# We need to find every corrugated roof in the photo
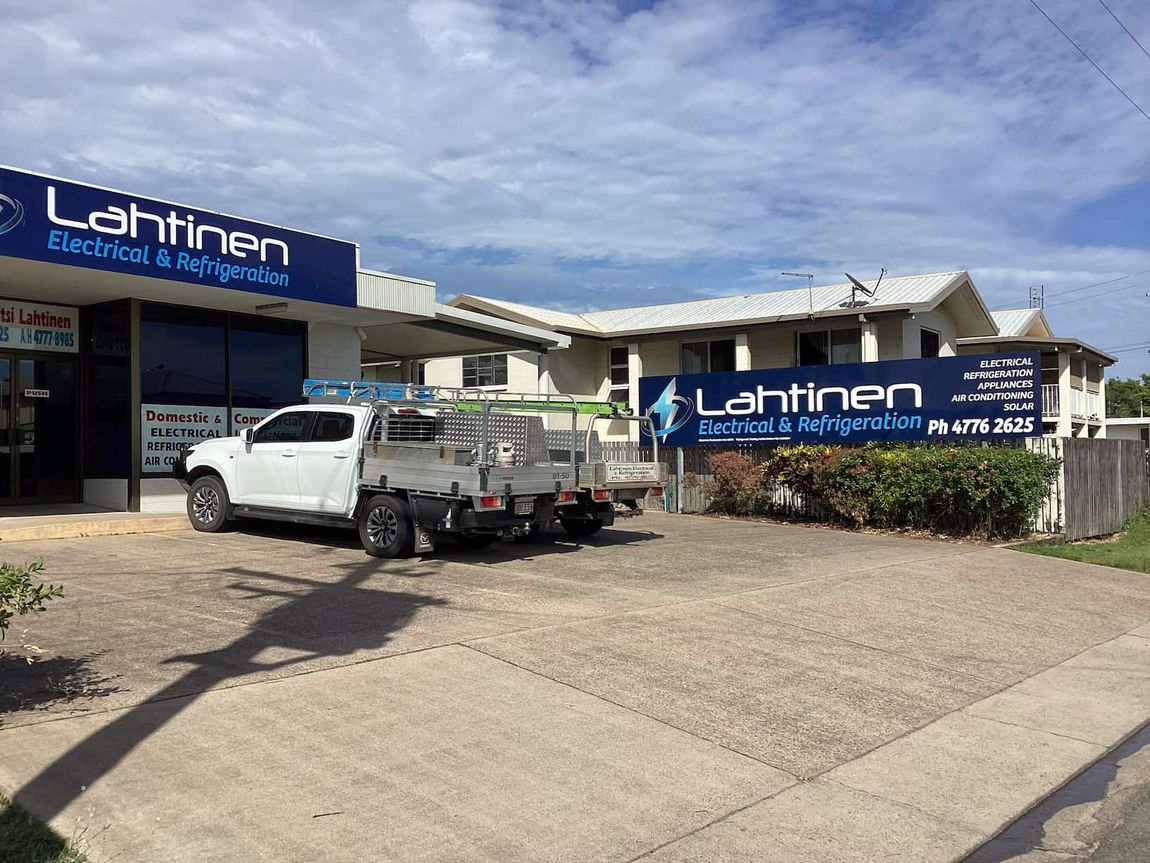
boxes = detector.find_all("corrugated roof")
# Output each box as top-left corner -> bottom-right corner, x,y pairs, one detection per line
990,308 -> 1042,338
454,271 -> 972,336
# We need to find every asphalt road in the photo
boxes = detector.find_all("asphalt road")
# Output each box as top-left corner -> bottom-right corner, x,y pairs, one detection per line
967,723 -> 1150,862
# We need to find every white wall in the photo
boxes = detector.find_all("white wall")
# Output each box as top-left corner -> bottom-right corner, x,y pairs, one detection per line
1107,423 -> 1150,441
140,478 -> 188,513
308,322 -> 361,381
901,311 -> 956,359
423,351 -> 541,392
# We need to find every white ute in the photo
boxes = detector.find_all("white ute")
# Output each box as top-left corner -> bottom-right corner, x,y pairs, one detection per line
176,381 -> 661,557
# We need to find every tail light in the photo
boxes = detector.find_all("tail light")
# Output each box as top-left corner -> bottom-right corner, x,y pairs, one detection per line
477,495 -> 504,509
556,490 -> 577,504
591,489 -> 613,502
647,487 -> 664,498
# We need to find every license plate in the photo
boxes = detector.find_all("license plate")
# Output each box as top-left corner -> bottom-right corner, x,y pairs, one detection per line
514,498 -> 534,515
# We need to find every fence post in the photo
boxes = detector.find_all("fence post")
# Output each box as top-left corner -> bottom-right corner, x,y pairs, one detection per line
676,447 -> 684,514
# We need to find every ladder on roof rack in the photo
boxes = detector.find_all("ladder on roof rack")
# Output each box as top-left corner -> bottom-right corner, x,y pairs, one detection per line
302,379 -> 628,415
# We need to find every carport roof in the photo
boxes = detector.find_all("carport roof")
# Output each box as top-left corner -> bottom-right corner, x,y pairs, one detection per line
360,303 -> 569,363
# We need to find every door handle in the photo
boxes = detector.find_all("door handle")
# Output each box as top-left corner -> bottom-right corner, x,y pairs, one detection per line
281,451 -> 296,458
333,454 -> 351,459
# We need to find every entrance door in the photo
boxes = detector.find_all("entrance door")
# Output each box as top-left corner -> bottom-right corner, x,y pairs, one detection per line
0,353 -> 78,504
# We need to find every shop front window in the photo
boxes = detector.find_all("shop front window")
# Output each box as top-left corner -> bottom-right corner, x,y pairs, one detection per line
139,304 -> 307,476
230,317 -> 306,410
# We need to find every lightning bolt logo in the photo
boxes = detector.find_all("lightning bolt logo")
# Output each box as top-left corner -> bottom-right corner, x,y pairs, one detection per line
646,377 -> 693,440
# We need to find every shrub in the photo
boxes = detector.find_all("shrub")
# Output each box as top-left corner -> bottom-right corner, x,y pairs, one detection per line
0,560 -> 63,651
704,451 -> 766,514
715,443 -> 1059,538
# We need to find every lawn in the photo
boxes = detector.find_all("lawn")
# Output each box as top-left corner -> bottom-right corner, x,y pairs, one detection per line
0,796 -> 88,863
1014,507 -> 1150,574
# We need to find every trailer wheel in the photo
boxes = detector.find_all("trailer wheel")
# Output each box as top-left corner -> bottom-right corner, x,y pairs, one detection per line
187,475 -> 232,533
560,518 -> 603,538
359,494 -> 414,558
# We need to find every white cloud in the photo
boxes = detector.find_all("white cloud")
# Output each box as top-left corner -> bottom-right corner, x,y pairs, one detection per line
2,0 -> 1150,369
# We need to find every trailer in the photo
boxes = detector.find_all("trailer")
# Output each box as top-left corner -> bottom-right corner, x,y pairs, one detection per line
177,380 -> 664,557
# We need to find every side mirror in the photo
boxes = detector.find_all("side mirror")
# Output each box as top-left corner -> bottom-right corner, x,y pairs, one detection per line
241,427 -> 254,444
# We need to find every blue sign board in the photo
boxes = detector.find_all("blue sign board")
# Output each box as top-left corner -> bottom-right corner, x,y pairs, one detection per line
639,352 -> 1042,446
0,166 -> 359,307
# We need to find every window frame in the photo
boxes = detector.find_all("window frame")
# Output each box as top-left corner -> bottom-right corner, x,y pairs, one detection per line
607,346 -> 630,406
796,327 -> 862,367
461,353 -> 509,389
680,338 -> 737,374
919,327 -> 941,359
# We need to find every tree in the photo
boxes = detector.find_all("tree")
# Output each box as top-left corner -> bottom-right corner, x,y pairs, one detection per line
1106,374 -> 1150,418
0,560 -> 63,652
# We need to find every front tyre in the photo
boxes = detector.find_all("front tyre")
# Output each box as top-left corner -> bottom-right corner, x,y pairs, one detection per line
560,518 -> 603,538
187,475 -> 232,532
359,494 -> 415,558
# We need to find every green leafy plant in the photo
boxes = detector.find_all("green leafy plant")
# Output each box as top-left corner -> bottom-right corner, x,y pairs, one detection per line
0,560 -> 63,647
721,443 -> 1060,538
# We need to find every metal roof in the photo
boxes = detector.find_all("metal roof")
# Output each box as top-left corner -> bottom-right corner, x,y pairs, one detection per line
990,308 -> 1044,338
454,271 -> 988,337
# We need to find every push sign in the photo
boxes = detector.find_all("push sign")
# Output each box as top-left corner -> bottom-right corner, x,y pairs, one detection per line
639,352 -> 1042,446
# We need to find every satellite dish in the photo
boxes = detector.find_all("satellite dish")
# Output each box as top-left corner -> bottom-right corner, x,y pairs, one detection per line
842,268 -> 886,307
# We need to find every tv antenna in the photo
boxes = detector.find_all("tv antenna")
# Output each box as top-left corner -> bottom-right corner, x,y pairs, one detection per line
843,268 -> 885,308
1028,284 -> 1044,309
781,271 -> 815,315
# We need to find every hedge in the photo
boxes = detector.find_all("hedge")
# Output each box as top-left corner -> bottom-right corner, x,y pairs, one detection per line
706,443 -> 1059,538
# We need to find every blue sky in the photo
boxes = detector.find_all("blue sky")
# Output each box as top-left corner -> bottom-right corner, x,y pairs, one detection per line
3,0 -> 1150,373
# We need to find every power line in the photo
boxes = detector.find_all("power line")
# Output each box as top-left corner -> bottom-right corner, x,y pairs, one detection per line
1105,342 -> 1150,354
1043,268 -> 1150,298
1028,0 -> 1150,125
1045,281 -> 1147,308
1096,0 -> 1150,63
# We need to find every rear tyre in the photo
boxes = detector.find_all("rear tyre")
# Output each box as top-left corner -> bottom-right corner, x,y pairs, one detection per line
456,533 -> 497,550
187,475 -> 232,532
560,518 -> 603,538
359,494 -> 415,558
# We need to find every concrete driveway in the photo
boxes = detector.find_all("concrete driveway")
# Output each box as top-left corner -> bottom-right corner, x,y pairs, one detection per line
2,513 -> 1150,862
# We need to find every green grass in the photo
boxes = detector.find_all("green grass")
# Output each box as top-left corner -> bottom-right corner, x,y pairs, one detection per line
1014,507 -> 1150,574
0,796 -> 88,863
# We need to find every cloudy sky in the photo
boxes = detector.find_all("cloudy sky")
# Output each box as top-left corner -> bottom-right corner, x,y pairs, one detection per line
4,0 -> 1150,373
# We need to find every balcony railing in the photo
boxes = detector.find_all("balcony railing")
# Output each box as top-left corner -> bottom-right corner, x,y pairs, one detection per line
1070,388 -> 1085,419
1040,385 -> 1103,421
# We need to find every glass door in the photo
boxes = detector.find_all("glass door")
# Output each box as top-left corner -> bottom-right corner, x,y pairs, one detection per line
0,353 -> 78,503
0,357 -> 11,503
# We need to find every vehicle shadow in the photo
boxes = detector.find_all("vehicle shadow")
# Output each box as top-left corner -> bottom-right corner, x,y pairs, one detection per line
228,518 -> 666,562
11,557 -> 444,825
0,652 -> 124,726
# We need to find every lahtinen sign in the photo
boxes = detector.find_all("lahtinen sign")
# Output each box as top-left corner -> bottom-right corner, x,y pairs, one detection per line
639,352 -> 1042,446
0,165 -> 359,307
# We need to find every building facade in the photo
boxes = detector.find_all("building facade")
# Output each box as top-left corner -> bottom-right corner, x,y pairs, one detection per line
956,308 -> 1113,438
0,165 -> 564,512
425,271 -> 1003,440
425,272 -> 1111,441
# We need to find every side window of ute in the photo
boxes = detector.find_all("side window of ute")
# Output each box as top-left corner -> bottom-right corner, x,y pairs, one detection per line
252,412 -> 311,444
309,412 -> 355,443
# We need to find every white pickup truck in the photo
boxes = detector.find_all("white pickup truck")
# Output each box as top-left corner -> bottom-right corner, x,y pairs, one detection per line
175,382 -> 666,557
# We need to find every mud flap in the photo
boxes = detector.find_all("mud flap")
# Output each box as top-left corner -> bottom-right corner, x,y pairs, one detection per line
414,526 -> 435,553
